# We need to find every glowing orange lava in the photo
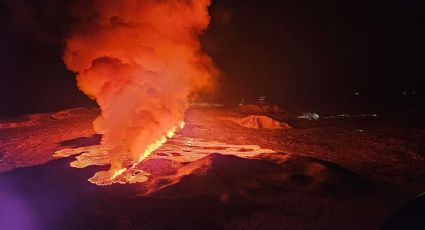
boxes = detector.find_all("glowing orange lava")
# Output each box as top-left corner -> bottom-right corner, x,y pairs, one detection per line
110,168 -> 127,180
135,122 -> 183,164
107,122 -> 185,179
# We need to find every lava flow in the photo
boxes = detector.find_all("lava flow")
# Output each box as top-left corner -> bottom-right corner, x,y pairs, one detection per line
110,121 -> 185,180
54,117 -> 276,186
62,0 -> 218,183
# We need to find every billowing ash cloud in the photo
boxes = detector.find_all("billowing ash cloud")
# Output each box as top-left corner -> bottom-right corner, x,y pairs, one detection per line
63,0 -> 218,171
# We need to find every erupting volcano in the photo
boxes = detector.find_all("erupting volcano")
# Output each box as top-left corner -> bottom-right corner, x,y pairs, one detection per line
62,0 -> 218,181
1,0 -> 424,229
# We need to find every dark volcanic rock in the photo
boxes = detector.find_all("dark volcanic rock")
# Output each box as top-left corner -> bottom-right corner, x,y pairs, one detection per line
146,153 -> 365,198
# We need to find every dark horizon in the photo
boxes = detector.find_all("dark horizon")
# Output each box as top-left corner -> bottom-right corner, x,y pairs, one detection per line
1,0 -> 424,117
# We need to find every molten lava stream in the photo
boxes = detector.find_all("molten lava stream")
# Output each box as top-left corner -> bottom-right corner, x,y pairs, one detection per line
110,168 -> 126,180
110,121 -> 186,181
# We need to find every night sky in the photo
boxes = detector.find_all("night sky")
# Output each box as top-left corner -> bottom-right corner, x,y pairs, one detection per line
1,0 -> 424,117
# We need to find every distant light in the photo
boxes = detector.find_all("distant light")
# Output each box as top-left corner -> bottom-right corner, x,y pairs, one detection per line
355,92 -> 359,95
411,91 -> 416,95
403,92 -> 407,95
297,113 -> 320,120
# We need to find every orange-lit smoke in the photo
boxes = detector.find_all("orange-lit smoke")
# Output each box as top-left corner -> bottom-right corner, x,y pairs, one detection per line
63,0 -> 217,172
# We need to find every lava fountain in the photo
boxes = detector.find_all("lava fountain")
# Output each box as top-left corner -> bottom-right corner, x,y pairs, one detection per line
62,0 -> 217,181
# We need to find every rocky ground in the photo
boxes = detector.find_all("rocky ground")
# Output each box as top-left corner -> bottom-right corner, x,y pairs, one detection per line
0,104 -> 424,229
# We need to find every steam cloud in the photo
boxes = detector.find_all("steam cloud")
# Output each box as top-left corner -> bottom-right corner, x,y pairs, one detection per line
63,0 -> 217,171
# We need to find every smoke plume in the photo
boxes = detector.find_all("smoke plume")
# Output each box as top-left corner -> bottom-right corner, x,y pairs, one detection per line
63,0 -> 217,172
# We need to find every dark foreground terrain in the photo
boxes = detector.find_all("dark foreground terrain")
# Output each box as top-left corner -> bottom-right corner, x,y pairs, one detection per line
0,105 -> 424,229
